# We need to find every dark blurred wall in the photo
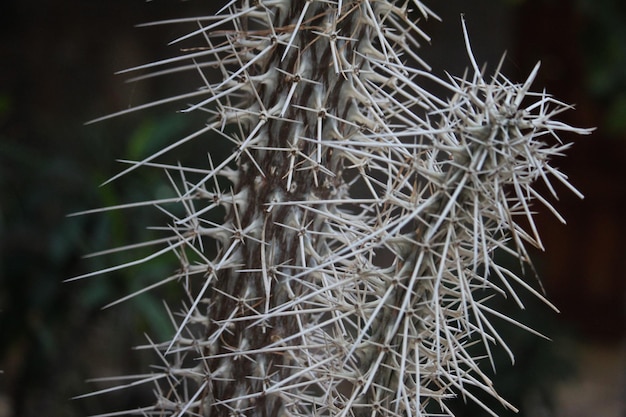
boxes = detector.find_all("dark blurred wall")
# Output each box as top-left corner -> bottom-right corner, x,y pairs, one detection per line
513,0 -> 626,342
512,2 -> 626,416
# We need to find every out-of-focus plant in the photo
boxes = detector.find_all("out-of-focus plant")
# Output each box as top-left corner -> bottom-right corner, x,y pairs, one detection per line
577,0 -> 626,134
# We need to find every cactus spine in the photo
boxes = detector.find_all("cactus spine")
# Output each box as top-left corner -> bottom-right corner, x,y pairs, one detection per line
77,1 -> 591,416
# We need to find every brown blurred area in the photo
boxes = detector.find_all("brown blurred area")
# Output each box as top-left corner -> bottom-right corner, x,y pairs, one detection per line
0,1 -> 623,416
514,2 -> 626,416
515,1 -> 625,339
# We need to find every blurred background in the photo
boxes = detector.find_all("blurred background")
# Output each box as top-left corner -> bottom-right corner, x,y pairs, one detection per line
0,0 -> 624,416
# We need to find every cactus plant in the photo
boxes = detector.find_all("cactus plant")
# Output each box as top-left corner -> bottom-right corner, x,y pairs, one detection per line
74,1 -> 591,416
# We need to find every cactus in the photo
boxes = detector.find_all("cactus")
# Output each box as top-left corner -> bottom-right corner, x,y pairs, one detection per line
74,1 -> 591,416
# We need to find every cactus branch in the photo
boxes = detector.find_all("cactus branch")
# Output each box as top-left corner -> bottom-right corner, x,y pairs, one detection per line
78,1 -> 592,416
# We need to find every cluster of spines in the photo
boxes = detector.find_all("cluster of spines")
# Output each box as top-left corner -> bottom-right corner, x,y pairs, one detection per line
74,1 -> 591,416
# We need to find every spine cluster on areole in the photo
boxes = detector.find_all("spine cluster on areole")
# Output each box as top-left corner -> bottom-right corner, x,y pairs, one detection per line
76,1 -> 591,416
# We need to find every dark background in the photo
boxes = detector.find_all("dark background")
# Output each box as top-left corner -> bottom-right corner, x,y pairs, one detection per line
1,1 -> 624,416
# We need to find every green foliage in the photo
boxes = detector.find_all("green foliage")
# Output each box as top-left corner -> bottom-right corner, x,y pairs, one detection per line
577,0 -> 626,135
